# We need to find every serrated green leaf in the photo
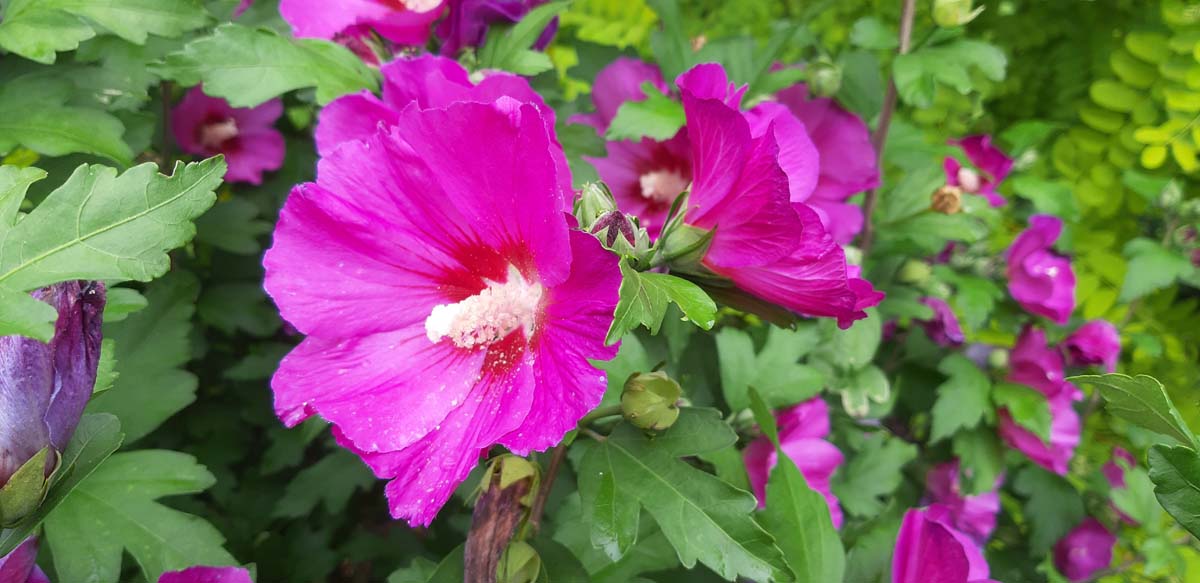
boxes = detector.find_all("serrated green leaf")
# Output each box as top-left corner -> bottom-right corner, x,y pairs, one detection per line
832,433 -> 916,517
716,325 -> 823,412
893,40 -> 1006,108
814,308 -> 882,369
0,76 -> 133,164
559,0 -> 657,49
606,262 -> 717,344
952,427 -> 1004,495
1111,465 -> 1163,529
0,0 -> 206,64
993,382 -> 1052,442
44,450 -> 236,583
0,0 -> 94,63
158,23 -> 378,107
1073,373 -> 1196,447
1013,465 -> 1084,553
849,17 -> 897,50
605,88 -> 685,142
1147,444 -> 1200,539
194,196 -> 271,255
1009,176 -> 1080,221
929,354 -> 993,442
477,1 -> 569,75
273,450 -> 374,518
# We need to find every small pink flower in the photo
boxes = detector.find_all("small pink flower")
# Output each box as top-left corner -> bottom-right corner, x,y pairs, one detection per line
1008,326 -> 1077,402
1053,518 -> 1116,582
998,326 -> 1081,474
1103,446 -> 1137,524
158,566 -> 254,583
280,0 -> 445,46
265,97 -> 619,526
918,297 -> 965,347
0,538 -> 49,583
1006,215 -> 1076,325
743,398 -> 845,528
1063,320 -> 1120,373
924,461 -> 1001,544
944,135 -> 1013,207
171,87 -> 284,185
892,505 -> 997,583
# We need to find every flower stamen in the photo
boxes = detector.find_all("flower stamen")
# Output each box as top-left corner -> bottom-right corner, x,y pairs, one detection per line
425,266 -> 543,349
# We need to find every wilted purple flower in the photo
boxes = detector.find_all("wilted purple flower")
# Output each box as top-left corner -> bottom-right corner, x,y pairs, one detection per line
918,297 -> 965,347
892,505 -> 998,583
1006,215 -> 1076,325
437,0 -> 557,56
743,398 -> 845,528
0,282 -> 105,505
1053,518 -> 1115,582
924,461 -> 1001,544
944,135 -> 1013,207
0,538 -> 49,583
171,87 -> 285,185
158,565 -> 253,583
1063,320 -> 1120,373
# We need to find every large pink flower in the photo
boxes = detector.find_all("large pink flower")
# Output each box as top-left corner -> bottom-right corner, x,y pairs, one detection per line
924,461 -> 1001,544
280,0 -> 445,46
1053,518 -> 1115,582
171,87 -> 284,185
743,398 -> 845,528
315,55 -> 573,201
775,82 -> 880,244
159,566 -> 253,583
1063,320 -> 1120,373
998,327 -> 1081,474
944,135 -> 1013,207
675,64 -> 882,327
0,538 -> 49,583
1006,215 -> 1076,324
264,98 -> 620,525
892,505 -> 998,583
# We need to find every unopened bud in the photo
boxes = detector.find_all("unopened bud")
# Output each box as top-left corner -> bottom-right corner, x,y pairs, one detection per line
660,224 -> 714,275
808,59 -> 842,98
934,0 -> 984,27
622,371 -> 682,431
897,260 -> 932,284
988,348 -> 1010,369
1159,182 -> 1183,209
496,541 -> 541,583
931,185 -> 963,214
575,183 -> 618,229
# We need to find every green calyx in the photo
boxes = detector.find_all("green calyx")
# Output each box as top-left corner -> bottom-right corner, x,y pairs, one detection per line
496,540 -> 541,583
0,447 -> 57,526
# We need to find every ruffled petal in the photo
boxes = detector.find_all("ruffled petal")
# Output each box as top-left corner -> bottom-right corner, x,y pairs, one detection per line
744,102 -> 820,205
314,92 -> 400,156
675,63 -> 747,108
370,1 -> 445,45
224,131 -> 285,185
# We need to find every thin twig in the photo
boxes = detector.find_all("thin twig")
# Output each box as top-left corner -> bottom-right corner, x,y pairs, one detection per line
858,0 -> 918,257
528,444 -> 566,532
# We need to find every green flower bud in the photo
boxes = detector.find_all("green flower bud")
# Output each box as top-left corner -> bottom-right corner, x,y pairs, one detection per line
933,0 -> 984,27
575,182 -> 618,230
659,224 -> 714,275
0,447 -> 55,526
988,348 -> 1010,369
477,454 -> 539,508
621,371 -> 682,431
897,260 -> 932,284
496,541 -> 541,583
808,59 -> 842,98
1159,182 -> 1183,209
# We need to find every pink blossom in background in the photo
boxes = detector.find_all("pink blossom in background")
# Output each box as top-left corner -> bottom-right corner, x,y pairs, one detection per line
1006,215 -> 1076,324
1008,326 -> 1075,401
264,98 -> 619,526
892,506 -> 998,583
437,0 -> 557,57
775,82 -> 880,244
1063,320 -> 1121,373
998,326 -> 1081,474
571,57 -> 668,132
918,297 -> 965,347
158,566 -> 254,583
315,55 -> 572,199
0,538 -> 48,583
674,63 -> 883,327
743,398 -> 845,528
1103,446 -> 1137,524
280,0 -> 445,46
1053,518 -> 1116,582
171,87 -> 284,185
924,461 -> 1001,544
944,135 -> 1013,207
232,0 -> 254,18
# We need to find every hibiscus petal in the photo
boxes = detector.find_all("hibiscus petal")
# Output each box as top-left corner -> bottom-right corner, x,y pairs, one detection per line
744,102 -> 819,204
315,92 -> 400,156
224,131 -> 285,185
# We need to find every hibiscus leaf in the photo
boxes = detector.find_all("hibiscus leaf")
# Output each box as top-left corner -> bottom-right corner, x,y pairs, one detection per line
605,87 -> 685,142
748,388 -> 846,583
1147,444 -> 1200,540
578,408 -> 792,581
892,39 -> 1006,108
195,198 -> 272,255
1012,465 -> 1084,554
929,354 -> 993,442
477,1 -> 569,76
272,450 -> 374,519
0,414 -> 124,557
0,0 -> 208,63
831,433 -> 916,517
605,262 -> 717,344
1072,373 -> 1197,448
717,325 -> 823,411
992,382 -> 1052,442
0,76 -> 134,165
157,23 -> 379,107
1117,238 -> 1197,302
42,450 -> 236,583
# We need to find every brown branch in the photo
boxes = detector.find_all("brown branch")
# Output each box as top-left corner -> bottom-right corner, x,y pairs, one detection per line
528,444 -> 566,532
858,0 -> 918,257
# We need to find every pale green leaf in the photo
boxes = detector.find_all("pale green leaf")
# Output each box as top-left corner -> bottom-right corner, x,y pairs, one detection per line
605,87 -> 685,142
1073,373 -> 1196,447
0,77 -> 134,164
929,354 -> 993,442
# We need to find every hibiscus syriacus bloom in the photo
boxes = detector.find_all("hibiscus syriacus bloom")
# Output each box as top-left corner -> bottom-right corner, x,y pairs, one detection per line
1053,518 -> 1116,582
280,0 -> 445,47
159,566 -> 253,583
1,281 -> 104,523
316,55 -> 572,199
670,64 -> 883,327
0,538 -> 49,583
892,506 -> 998,583
264,98 -> 620,525
944,135 -> 1013,207
918,297 -> 965,347
1063,320 -> 1120,372
997,327 -> 1081,475
437,0 -> 557,57
743,398 -> 845,528
1006,215 -> 1076,324
171,87 -> 284,185
924,461 -> 1001,544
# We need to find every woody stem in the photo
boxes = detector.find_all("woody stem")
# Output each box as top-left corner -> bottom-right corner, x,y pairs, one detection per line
528,444 -> 566,532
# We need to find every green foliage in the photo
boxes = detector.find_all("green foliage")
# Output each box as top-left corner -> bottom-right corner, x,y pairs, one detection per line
0,0 -> 207,63
1075,373 -> 1197,447
1013,466 -> 1085,554
479,2 -> 570,75
992,383 -> 1052,441
0,76 -> 134,164
607,262 -> 717,344
605,88 -> 685,142
893,39 -> 1006,108
1147,444 -> 1200,540
929,354 -> 993,442
832,433 -> 917,518
716,325 -> 823,411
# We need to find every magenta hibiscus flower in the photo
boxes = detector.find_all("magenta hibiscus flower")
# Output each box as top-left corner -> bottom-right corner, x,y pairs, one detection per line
159,566 -> 253,583
316,55 -> 572,200
892,505 -> 998,583
1053,518 -> 1116,582
918,297 -> 965,347
743,398 -> 845,528
944,135 -> 1013,207
924,461 -> 1001,544
673,64 -> 882,327
1006,215 -> 1076,325
0,538 -> 49,583
171,87 -> 284,185
1063,320 -> 1121,373
280,0 -> 445,46
997,327 -> 1081,474
264,96 -> 619,526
